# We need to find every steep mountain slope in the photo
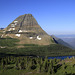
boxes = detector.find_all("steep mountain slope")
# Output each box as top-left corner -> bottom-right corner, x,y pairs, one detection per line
51,35 -> 73,49
1,14 -> 54,46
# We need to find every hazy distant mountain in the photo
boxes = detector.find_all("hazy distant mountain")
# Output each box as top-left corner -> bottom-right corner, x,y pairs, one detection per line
55,34 -> 75,49
60,38 -> 75,49
0,28 -> 4,30
55,34 -> 75,38
51,35 -> 74,49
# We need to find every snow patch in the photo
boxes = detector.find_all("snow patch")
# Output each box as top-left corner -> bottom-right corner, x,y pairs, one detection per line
11,24 -> 15,27
19,30 -> 28,32
19,30 -> 22,32
29,37 -> 33,39
14,21 -> 18,23
13,28 -> 15,30
8,28 -> 15,31
37,36 -> 41,40
15,34 -> 21,37
14,21 -> 18,25
8,28 -> 12,31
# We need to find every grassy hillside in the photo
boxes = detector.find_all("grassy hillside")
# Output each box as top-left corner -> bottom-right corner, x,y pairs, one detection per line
0,38 -> 19,47
0,37 -> 75,57
0,44 -> 75,57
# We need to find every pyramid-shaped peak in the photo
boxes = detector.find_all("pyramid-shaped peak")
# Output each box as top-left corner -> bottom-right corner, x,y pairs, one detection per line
14,14 -> 38,27
24,14 -> 33,16
3,14 -> 54,45
21,14 -> 33,18
19,14 -> 33,17
6,14 -> 45,33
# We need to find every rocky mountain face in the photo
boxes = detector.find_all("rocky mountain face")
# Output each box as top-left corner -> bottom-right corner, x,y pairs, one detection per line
2,14 -> 54,45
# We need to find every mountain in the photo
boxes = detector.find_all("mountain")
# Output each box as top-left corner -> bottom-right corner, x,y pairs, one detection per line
1,14 -> 54,46
55,34 -> 75,49
0,28 -> 4,30
61,38 -> 75,49
0,14 -> 73,49
0,14 -> 74,57
69,38 -> 75,49
51,35 -> 74,49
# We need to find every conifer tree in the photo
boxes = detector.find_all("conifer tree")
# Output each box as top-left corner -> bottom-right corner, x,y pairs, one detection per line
26,57 -> 32,71
1,58 -> 5,69
36,58 -> 40,73
41,57 -> 48,72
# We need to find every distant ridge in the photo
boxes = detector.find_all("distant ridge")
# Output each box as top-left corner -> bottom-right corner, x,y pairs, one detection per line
0,28 -> 4,30
51,35 -> 74,49
61,37 -> 75,49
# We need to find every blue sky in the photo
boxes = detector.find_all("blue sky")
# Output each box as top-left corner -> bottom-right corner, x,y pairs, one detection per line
0,0 -> 75,35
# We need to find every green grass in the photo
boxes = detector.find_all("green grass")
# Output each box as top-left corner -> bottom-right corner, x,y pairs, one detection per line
0,38 -> 19,47
24,44 -> 39,46
0,44 -> 75,57
0,37 -> 75,57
